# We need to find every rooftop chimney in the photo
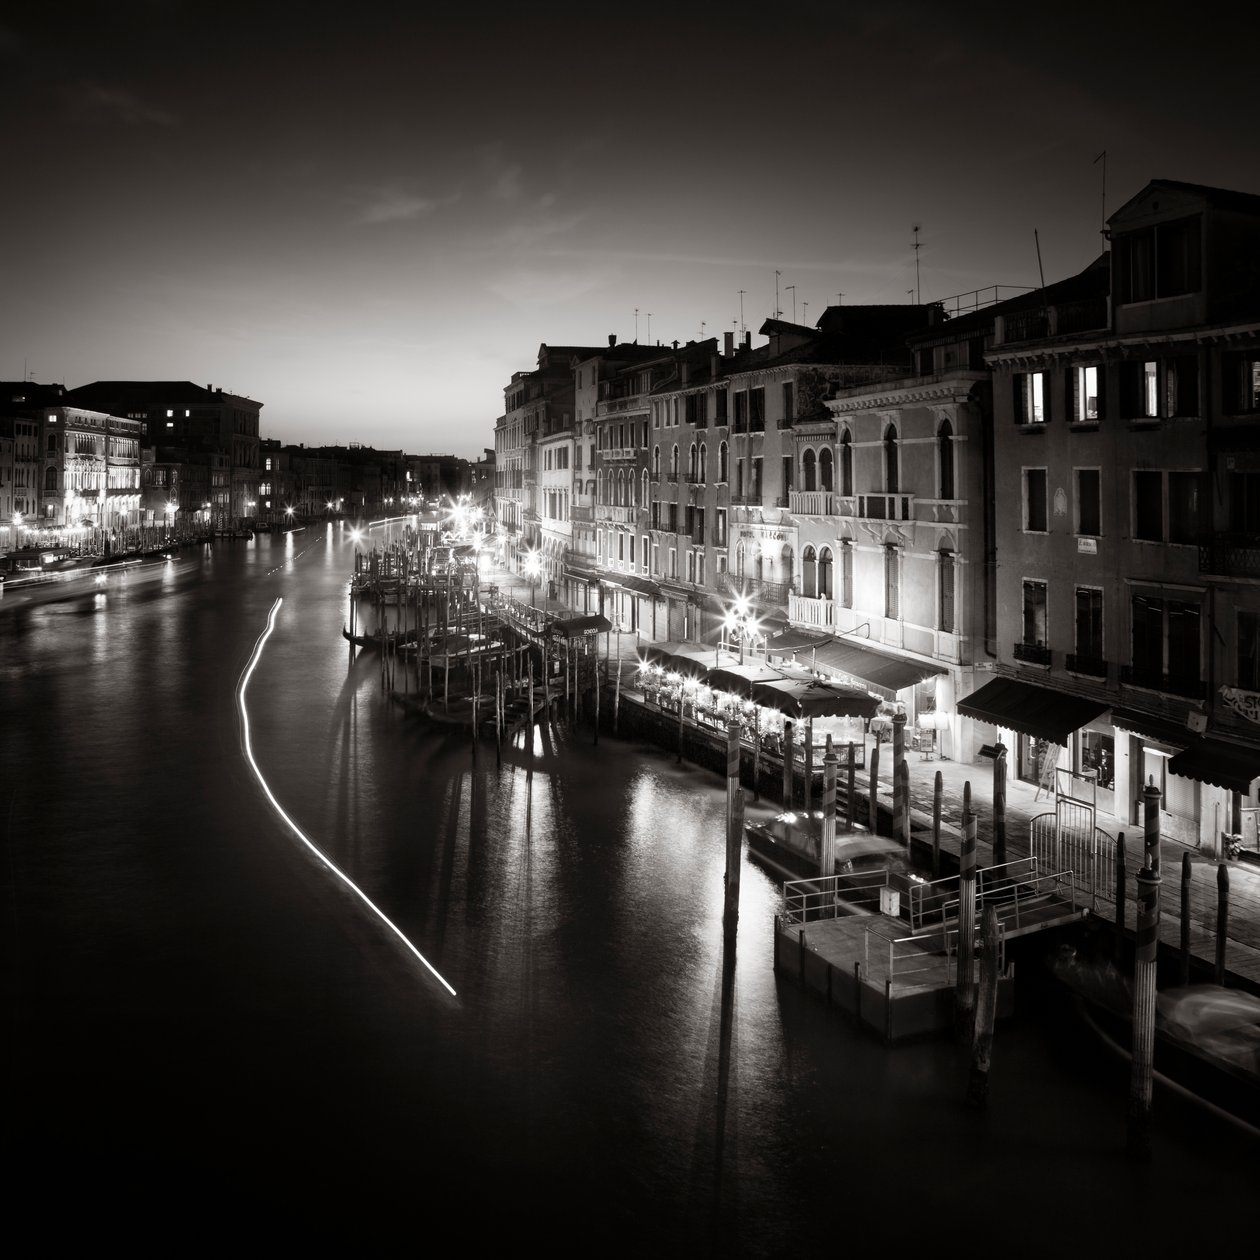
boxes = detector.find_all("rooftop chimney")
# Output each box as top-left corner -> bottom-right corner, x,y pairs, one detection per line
724,331 -> 734,357
742,331 -> 752,350
608,334 -> 616,348
207,383 -> 212,391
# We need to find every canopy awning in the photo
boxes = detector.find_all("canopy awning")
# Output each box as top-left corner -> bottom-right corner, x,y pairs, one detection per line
1167,739 -> 1260,793
640,640 -> 738,677
958,677 -> 1109,745
551,614 -> 612,638
792,636 -> 947,693
764,627 -> 831,653
602,573 -> 661,599
702,663 -> 879,720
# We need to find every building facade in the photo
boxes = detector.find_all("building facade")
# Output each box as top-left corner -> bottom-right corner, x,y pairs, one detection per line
968,179 -> 1260,855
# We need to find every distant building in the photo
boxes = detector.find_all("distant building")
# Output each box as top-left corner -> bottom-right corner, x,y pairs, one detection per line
63,381 -> 261,526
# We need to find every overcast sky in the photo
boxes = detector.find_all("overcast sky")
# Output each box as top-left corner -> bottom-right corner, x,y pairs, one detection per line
2,1 -> 1254,457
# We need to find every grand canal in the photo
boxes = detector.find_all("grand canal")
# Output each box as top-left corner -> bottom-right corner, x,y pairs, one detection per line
4,529 -> 1254,1253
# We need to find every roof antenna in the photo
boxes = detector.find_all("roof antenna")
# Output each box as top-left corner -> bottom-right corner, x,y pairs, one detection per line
634,308 -> 639,343
1034,228 -> 1046,291
774,270 -> 782,319
737,289 -> 746,333
785,284 -> 796,323
912,224 -> 922,304
1093,149 -> 1107,238
646,313 -> 652,345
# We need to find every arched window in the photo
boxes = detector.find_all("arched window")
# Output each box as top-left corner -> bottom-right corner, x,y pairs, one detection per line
719,441 -> 729,483
653,445 -> 661,478
819,448 -> 834,493
884,425 -> 899,493
938,548 -> 956,633
699,442 -> 708,482
803,544 -> 818,598
597,469 -> 604,504
938,419 -> 955,500
818,546 -> 833,599
803,448 -> 817,492
689,443 -> 697,480
840,431 -> 853,496
671,444 -> 679,476
629,469 -> 637,507
641,469 -> 649,505
45,466 -> 58,492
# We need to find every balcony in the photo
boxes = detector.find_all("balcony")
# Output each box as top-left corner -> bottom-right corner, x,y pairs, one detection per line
569,505 -> 594,522
1013,641 -> 1051,666
1120,664 -> 1207,700
789,489 -> 834,516
789,592 -> 835,629
721,571 -> 789,606
1065,653 -> 1107,678
856,493 -> 914,522
1199,533 -> 1260,577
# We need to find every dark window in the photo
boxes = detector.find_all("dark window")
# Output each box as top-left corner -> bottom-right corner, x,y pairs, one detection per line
841,543 -> 853,609
1077,469 -> 1101,536
884,546 -> 899,619
1134,471 -> 1162,541
1165,356 -> 1199,417
749,387 -> 765,432
818,547 -> 833,598
1022,580 -> 1047,646
1156,217 -> 1202,297
1167,600 -> 1202,685
1168,472 -> 1199,545
733,392 -> 748,433
938,551 -> 955,633
782,381 -> 794,423
714,389 -> 728,424
803,449 -> 816,492
884,426 -> 899,492
840,433 -> 853,496
782,455 -> 791,495
1228,471 -> 1260,534
1075,587 -> 1103,660
938,421 -> 955,500
1240,610 -> 1260,692
819,448 -> 833,492
1025,468 -> 1048,532
803,545 -> 817,598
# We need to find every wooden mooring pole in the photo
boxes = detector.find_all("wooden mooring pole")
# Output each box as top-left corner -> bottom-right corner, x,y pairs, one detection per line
1180,852 -> 1192,985
932,769 -> 942,877
868,744 -> 880,836
1216,862 -> 1230,986
724,721 -> 743,931
1129,779 -> 1162,1157
966,902 -> 1001,1108
820,735 -> 837,877
956,781 -> 977,1041
846,742 -> 856,833
1115,832 -> 1127,963
993,742 -> 1008,867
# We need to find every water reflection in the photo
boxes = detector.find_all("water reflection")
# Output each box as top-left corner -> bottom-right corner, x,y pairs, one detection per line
4,534 -> 1256,1254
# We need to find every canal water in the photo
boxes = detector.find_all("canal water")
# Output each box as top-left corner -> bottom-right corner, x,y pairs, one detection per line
3,530 -> 1253,1254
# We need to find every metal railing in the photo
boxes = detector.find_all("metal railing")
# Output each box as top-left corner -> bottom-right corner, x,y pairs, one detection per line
1030,808 -> 1116,910
782,870 -> 894,925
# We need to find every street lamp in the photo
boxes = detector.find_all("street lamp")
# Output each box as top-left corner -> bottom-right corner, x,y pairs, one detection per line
722,595 -> 762,665
523,548 -> 542,608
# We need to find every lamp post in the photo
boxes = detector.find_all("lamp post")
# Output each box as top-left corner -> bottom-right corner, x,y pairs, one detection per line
722,595 -> 761,665
524,548 -> 542,610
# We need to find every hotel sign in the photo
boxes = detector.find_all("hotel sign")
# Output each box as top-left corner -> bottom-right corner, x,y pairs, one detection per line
1077,537 -> 1097,555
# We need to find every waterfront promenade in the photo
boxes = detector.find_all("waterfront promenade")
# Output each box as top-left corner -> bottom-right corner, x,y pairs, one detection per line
486,563 -> 1260,994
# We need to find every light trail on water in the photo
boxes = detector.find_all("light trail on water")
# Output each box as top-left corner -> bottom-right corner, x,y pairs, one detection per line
237,595 -> 458,996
